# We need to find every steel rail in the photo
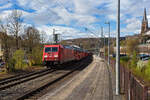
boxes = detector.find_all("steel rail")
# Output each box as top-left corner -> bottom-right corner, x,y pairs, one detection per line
0,69 -> 55,90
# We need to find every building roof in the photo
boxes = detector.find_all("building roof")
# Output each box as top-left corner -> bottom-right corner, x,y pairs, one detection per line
143,8 -> 148,22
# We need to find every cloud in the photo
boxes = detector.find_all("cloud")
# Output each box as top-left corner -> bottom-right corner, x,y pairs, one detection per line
0,0 -> 150,38
16,0 -> 100,27
37,25 -> 89,39
0,10 -> 30,23
148,15 -> 150,25
0,3 -> 12,9
122,17 -> 141,34
0,10 -> 11,20
23,8 -> 61,25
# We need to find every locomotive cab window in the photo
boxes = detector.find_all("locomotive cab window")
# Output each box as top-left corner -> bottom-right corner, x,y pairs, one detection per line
45,47 -> 58,53
45,47 -> 51,53
52,47 -> 58,52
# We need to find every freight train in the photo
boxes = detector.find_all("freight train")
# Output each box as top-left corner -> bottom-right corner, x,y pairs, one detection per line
42,45 -> 90,68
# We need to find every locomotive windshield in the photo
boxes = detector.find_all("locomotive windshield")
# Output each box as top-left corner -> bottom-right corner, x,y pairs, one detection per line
52,47 -> 58,52
45,47 -> 58,52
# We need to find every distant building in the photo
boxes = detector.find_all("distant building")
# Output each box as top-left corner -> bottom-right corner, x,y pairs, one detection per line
139,8 -> 150,43
126,8 -> 150,43
141,8 -> 149,35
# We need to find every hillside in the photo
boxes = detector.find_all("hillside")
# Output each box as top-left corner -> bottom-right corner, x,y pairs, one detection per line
60,37 -> 117,50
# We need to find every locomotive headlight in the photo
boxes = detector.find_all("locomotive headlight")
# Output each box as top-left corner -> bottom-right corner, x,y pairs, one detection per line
54,55 -> 58,57
44,55 -> 48,58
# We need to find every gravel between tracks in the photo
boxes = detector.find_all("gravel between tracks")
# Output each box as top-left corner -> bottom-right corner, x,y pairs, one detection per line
0,70 -> 65,100
0,69 -> 50,89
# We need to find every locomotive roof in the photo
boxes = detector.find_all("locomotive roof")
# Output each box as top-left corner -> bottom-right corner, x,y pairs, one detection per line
44,45 -> 60,47
44,44 -> 86,52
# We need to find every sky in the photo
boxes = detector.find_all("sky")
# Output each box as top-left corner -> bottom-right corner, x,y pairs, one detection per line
0,0 -> 150,40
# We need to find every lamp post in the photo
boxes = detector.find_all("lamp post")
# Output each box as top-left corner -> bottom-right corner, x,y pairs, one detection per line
104,35 -> 105,60
101,27 -> 104,57
105,22 -> 110,66
116,0 -> 120,95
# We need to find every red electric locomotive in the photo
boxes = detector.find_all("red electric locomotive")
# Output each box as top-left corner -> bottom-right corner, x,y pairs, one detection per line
42,44 -> 89,68
43,45 -> 75,67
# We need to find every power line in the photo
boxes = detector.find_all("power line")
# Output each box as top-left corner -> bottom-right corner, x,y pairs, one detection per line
8,0 -> 104,40
35,0 -> 102,39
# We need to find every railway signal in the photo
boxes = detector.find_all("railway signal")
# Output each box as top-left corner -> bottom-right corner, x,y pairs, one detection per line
53,29 -> 60,44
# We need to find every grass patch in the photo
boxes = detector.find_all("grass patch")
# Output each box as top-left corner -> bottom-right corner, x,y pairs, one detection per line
120,54 -> 150,84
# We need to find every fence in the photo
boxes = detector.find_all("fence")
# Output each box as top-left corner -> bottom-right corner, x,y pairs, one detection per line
108,57 -> 150,100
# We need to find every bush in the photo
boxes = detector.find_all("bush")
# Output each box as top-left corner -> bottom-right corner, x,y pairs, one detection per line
31,46 -> 43,65
120,56 -> 130,67
7,58 -> 16,72
143,60 -> 150,81
126,38 -> 139,55
130,51 -> 138,68
13,49 -> 28,70
137,60 -> 145,70
120,56 -> 130,63
117,51 -> 150,82
7,49 -> 28,71
6,47 -> 43,72
130,55 -> 150,82
27,53 -> 35,66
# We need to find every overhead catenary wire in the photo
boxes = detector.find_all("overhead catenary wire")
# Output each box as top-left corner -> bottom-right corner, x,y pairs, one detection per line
6,0 -> 106,41
33,0 -> 103,39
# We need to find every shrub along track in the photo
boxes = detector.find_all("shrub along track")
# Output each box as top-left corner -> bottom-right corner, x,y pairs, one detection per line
0,55 -> 93,100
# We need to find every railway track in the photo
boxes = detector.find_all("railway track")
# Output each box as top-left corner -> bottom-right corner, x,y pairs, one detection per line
16,68 -> 79,100
0,56 -> 93,100
0,69 -> 55,90
0,69 -> 47,85
16,56 -> 92,100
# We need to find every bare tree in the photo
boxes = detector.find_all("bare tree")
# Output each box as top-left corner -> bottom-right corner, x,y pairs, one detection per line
0,23 -> 6,64
22,26 -> 41,53
7,10 -> 23,50
40,31 -> 46,44
0,21 -> 9,62
126,38 -> 139,55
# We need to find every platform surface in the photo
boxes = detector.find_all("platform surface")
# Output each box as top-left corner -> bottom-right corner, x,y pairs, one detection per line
39,55 -> 124,100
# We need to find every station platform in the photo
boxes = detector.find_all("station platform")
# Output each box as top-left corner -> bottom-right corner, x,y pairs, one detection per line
39,55 -> 124,100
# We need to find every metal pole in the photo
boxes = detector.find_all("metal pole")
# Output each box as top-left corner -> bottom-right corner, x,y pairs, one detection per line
108,22 -> 110,66
105,22 -> 110,65
116,0 -> 120,95
101,27 -> 104,57
53,29 -> 55,44
104,35 -> 105,60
